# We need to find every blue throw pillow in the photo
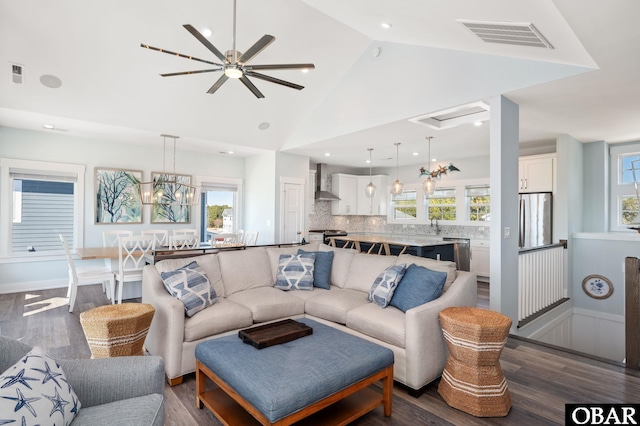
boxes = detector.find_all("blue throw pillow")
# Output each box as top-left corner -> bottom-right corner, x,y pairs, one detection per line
160,261 -> 217,317
275,253 -> 316,290
297,249 -> 334,290
368,264 -> 407,308
390,264 -> 447,312
0,346 -> 81,426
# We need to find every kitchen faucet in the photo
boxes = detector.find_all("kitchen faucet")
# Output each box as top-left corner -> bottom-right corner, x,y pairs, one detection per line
430,218 -> 441,235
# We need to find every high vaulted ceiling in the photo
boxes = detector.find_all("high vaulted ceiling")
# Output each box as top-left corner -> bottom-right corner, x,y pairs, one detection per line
1,0 -> 639,168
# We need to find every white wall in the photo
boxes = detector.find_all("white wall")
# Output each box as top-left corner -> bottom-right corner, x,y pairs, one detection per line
0,126 -> 244,291
244,152 -> 276,244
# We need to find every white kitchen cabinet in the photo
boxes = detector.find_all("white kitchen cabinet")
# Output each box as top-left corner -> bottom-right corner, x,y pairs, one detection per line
356,175 -> 388,216
308,170 -> 316,214
519,154 -> 554,193
470,240 -> 490,279
331,174 -> 358,215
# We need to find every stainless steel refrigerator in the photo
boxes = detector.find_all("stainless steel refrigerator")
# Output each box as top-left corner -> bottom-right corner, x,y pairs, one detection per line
518,192 -> 552,249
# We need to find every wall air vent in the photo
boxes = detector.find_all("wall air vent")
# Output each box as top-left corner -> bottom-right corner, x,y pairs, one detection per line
408,101 -> 490,130
10,63 -> 23,84
458,20 -> 554,49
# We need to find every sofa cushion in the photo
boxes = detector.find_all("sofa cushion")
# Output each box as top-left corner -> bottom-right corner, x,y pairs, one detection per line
160,261 -> 218,317
155,254 -> 225,298
274,253 -> 316,291
344,253 -> 397,293
70,393 -> 163,426
368,264 -> 407,308
297,249 -> 334,290
184,299 -> 253,342
227,287 -> 305,323
304,288 -> 369,324
346,303 -> 406,348
218,248 -> 273,296
390,264 -> 447,313
287,287 -> 329,302
396,254 -> 457,289
318,244 -> 356,288
0,346 -> 81,426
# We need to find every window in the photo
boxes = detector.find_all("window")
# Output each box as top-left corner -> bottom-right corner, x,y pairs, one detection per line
391,190 -> 417,220
425,188 -> 456,221
1,158 -> 85,259
198,178 -> 242,243
466,185 -> 490,221
610,145 -> 640,230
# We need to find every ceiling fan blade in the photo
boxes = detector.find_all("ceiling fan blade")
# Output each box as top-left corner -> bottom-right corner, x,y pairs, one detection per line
239,76 -> 265,98
238,35 -> 275,64
244,71 -> 304,90
141,44 -> 223,66
207,74 -> 229,94
160,69 -> 222,77
244,63 -> 315,71
183,24 -> 227,63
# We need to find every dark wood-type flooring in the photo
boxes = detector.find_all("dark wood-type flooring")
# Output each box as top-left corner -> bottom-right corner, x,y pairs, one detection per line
1,281 -> 639,425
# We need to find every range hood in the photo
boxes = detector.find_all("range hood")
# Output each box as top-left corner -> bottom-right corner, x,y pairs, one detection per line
315,163 -> 340,201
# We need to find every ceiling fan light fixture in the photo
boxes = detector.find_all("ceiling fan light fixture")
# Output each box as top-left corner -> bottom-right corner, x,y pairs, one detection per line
224,65 -> 243,79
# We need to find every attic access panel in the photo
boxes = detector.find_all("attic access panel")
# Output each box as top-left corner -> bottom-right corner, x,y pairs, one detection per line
408,101 -> 490,130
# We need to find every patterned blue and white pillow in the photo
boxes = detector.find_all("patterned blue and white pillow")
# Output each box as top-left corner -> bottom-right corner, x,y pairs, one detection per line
160,261 -> 218,317
274,253 -> 316,290
0,346 -> 81,426
368,264 -> 407,308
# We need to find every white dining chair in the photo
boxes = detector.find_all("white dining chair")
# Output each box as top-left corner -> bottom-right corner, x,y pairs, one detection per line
210,233 -> 238,245
172,228 -> 198,236
101,230 -> 133,300
114,235 -> 156,304
59,234 -> 115,313
235,229 -> 245,244
141,229 -> 169,247
244,231 -> 259,246
168,234 -> 200,250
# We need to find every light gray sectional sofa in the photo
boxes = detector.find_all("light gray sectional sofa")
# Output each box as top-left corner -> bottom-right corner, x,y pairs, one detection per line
142,242 -> 477,393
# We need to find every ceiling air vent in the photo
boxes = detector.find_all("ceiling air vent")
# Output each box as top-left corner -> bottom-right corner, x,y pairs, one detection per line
458,20 -> 554,49
10,63 -> 23,84
408,101 -> 490,130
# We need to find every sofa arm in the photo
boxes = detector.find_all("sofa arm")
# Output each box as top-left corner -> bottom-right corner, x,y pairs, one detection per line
141,264 -> 186,380
58,356 -> 164,408
0,336 -> 32,373
403,271 -> 477,389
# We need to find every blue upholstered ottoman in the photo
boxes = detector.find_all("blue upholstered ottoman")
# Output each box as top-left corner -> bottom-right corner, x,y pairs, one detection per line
195,318 -> 394,425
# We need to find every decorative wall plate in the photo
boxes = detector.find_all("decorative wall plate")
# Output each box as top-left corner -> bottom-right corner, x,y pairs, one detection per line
582,274 -> 614,299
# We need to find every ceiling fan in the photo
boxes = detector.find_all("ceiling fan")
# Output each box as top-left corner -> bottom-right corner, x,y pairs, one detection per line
141,0 -> 315,98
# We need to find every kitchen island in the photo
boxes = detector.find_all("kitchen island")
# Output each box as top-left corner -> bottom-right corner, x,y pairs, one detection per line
328,234 -> 455,262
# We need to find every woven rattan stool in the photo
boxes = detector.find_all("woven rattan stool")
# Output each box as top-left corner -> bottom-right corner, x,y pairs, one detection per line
80,303 -> 155,358
437,307 -> 512,417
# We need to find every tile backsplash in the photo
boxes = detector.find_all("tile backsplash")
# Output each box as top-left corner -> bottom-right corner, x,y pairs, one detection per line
308,200 -> 489,240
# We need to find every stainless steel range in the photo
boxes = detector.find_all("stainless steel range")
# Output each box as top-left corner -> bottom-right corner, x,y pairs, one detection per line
308,229 -> 348,245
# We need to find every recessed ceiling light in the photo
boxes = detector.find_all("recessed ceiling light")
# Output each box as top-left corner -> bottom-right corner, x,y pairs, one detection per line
365,160 -> 371,164
324,153 -> 331,157
381,22 -> 392,29
40,74 -> 62,89
219,150 -> 235,155
432,158 -> 437,162
42,124 -> 55,130
413,152 -> 419,156
201,27 -> 213,38
474,120 -> 483,126
258,122 -> 270,130
301,68 -> 309,74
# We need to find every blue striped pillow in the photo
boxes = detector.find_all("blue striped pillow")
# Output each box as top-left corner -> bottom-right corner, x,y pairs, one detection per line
160,261 -> 218,317
275,253 -> 316,290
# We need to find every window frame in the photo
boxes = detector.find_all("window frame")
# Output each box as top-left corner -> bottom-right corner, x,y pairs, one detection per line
196,175 -> 243,242
610,144 -> 640,231
0,158 -> 85,262
466,184 -> 491,222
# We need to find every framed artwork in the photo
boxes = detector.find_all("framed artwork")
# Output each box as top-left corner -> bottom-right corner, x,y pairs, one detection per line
95,168 -> 142,224
151,172 -> 192,223
582,274 -> 614,299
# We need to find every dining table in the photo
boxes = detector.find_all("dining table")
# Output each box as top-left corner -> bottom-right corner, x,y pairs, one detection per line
74,246 -> 121,260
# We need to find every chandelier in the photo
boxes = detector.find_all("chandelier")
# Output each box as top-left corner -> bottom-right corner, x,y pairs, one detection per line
391,143 -> 404,196
365,148 -> 376,198
139,134 -> 199,206
419,136 -> 460,197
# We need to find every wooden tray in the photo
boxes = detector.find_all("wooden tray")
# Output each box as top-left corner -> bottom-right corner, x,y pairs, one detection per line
238,319 -> 313,349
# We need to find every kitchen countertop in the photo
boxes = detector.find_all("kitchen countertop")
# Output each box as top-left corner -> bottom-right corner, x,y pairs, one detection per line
327,234 -> 455,256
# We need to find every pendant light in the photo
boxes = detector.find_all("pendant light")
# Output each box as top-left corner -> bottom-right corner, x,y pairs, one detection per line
139,134 -> 198,206
391,142 -> 404,196
365,148 -> 376,198
422,137 -> 437,197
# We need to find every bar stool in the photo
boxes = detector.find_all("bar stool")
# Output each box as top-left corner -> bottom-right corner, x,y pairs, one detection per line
80,303 -> 155,358
437,307 -> 512,417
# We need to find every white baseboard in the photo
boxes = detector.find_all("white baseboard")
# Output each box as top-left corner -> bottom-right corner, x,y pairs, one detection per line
0,279 -> 68,294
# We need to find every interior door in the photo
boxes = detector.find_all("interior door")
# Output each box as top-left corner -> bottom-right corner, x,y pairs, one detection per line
282,182 -> 304,243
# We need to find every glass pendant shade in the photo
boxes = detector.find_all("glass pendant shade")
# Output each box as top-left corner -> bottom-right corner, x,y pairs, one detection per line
365,148 -> 376,198
391,142 -> 404,196
422,176 -> 436,196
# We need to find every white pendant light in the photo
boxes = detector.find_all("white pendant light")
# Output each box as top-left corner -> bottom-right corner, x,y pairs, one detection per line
365,148 -> 376,198
422,137 -> 437,197
391,142 -> 404,196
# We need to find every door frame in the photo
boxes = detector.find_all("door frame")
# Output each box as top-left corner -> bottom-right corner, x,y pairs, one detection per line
279,177 -> 306,244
